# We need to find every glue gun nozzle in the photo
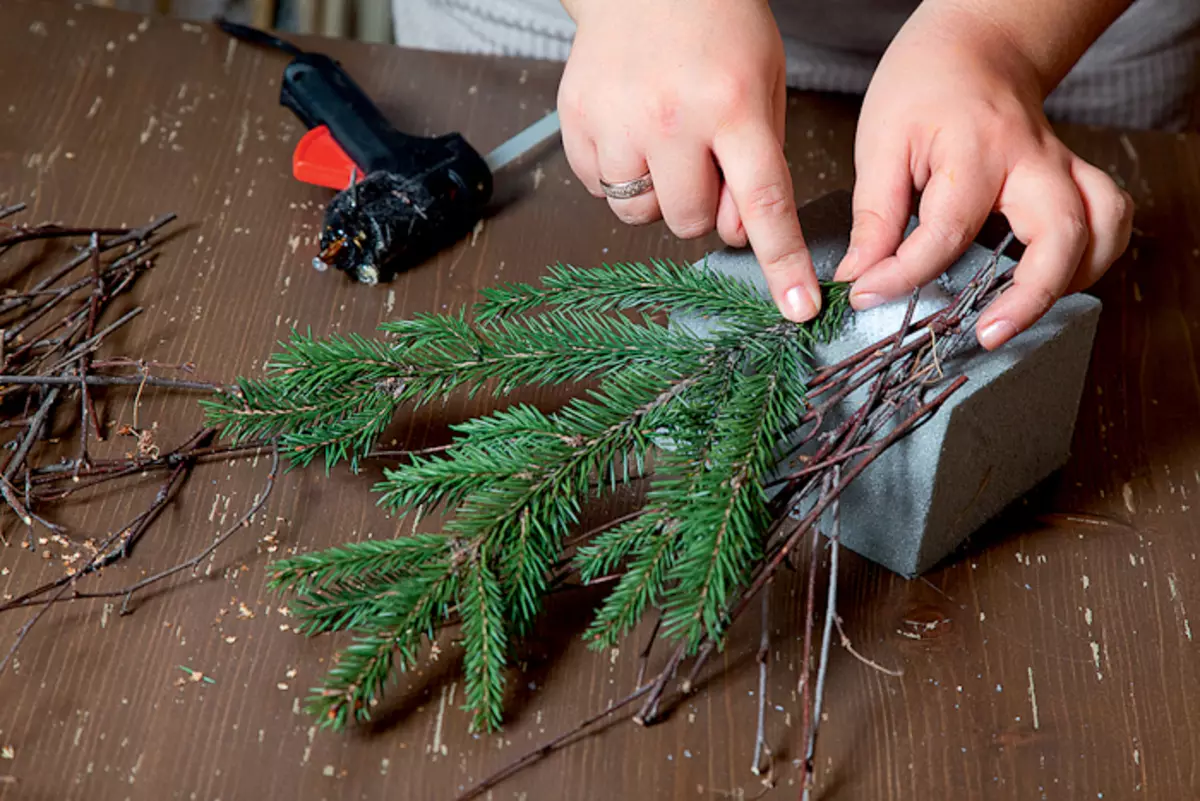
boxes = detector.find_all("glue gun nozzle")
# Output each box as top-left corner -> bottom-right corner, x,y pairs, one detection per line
319,236 -> 347,263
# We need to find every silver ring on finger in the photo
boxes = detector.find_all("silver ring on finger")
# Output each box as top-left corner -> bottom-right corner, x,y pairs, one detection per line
599,171 -> 654,200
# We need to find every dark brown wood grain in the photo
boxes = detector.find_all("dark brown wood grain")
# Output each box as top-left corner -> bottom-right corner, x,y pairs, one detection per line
0,2 -> 1197,799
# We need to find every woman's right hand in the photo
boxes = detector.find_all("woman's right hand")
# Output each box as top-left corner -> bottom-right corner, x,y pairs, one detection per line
557,0 -> 824,322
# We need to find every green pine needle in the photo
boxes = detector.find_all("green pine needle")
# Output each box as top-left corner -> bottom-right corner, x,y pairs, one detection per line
582,516 -> 681,648
477,258 -> 786,328
211,259 -> 852,733
574,511 -> 656,584
302,557 -> 462,728
459,555 -> 508,732
269,533 -> 454,593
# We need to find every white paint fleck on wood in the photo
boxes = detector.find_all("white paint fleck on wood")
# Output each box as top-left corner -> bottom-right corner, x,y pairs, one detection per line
1026,667 -> 1040,730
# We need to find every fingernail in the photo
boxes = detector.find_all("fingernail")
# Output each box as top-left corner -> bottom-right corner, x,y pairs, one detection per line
978,319 -> 1016,349
850,290 -> 884,311
785,286 -> 819,321
807,283 -> 823,315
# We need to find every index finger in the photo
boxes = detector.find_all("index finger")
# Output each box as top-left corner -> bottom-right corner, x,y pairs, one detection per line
714,124 -> 820,322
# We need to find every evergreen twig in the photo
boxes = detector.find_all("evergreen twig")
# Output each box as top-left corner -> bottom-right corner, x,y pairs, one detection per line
206,266 -> 849,731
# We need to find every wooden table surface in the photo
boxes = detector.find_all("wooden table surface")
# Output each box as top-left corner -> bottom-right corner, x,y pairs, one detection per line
1,2 -> 1198,799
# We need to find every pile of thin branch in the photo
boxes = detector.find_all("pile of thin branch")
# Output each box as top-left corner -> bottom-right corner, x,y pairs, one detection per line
0,204 -> 275,674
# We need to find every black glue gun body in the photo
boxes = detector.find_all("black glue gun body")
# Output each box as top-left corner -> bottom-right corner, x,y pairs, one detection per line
217,19 -> 493,284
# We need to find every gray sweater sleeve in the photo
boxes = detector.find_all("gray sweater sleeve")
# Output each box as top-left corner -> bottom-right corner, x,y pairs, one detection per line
390,0 -> 1200,131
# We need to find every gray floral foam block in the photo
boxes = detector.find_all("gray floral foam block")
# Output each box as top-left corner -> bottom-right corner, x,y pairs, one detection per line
672,190 -> 1101,577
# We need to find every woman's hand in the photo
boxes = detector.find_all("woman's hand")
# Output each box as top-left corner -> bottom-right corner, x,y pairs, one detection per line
557,0 -> 824,322
835,1 -> 1134,349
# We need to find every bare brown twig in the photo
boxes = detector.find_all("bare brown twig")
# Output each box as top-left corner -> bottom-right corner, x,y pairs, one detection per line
796,497 -> 823,793
2,388 -> 59,487
69,440 -> 281,614
751,585 -> 773,781
0,208 -> 266,672
0,445 -> 200,674
453,682 -> 656,801
635,613 -> 661,687
0,579 -> 71,675
0,371 -> 222,393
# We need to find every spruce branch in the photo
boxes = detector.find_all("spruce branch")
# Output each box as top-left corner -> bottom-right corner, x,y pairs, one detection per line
204,309 -> 719,472
459,554 -> 508,732
574,512 -> 659,585
214,269 -> 851,731
268,533 -> 455,593
217,248 -> 1010,750
304,553 -> 463,728
474,258 -> 777,321
579,359 -> 743,648
310,630 -> 410,730
659,370 -> 782,650
475,259 -> 849,337
283,396 -> 399,471
447,363 -> 702,632
380,308 -> 709,396
581,514 -> 680,648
